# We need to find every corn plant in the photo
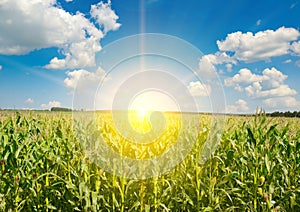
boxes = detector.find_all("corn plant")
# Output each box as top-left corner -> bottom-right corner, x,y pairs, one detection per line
0,111 -> 299,211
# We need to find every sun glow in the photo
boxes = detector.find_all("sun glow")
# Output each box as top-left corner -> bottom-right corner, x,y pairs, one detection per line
128,109 -> 152,134
129,90 -> 180,112
137,108 -> 147,118
95,90 -> 183,159
127,90 -> 179,133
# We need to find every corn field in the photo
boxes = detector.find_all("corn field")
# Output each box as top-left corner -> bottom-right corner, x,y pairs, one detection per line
0,111 -> 299,211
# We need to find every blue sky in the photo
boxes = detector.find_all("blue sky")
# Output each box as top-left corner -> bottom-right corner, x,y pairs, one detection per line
0,0 -> 300,113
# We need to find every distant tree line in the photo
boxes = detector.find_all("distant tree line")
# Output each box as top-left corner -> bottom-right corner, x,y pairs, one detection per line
267,111 -> 300,118
50,107 -> 72,112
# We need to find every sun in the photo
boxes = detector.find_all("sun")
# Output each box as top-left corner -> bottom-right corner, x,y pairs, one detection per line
129,90 -> 180,113
137,108 -> 147,118
127,90 -> 180,134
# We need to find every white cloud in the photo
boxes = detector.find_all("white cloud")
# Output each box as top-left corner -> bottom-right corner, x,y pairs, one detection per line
64,67 -> 109,90
234,84 -> 243,92
40,100 -> 61,109
296,60 -> 300,67
256,19 -> 261,26
246,84 -> 297,98
205,52 -> 236,65
226,99 -> 249,113
25,98 -> 34,104
260,67 -> 287,88
197,52 -> 236,77
197,55 -> 216,77
225,67 -> 297,99
284,59 -> 292,63
217,27 -> 300,62
224,68 -> 264,86
226,63 -> 233,72
187,81 -> 211,96
90,0 -> 121,34
198,53 -> 236,77
0,65 -> 2,71
0,0 -> 120,69
65,0 -> 73,2
263,97 -> 300,108
290,41 -> 300,55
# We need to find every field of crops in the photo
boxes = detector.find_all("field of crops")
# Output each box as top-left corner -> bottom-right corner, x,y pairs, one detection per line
0,111 -> 299,211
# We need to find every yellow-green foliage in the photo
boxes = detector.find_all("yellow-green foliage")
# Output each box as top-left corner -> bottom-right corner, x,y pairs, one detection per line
0,111 -> 299,211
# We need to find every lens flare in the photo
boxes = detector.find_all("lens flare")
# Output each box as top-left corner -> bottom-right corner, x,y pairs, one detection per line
72,34 -> 226,179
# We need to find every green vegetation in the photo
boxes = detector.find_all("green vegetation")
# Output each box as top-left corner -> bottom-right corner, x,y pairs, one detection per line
0,111 -> 299,211
267,111 -> 300,118
50,107 -> 72,112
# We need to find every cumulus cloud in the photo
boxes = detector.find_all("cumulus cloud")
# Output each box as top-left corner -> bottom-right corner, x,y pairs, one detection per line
40,100 -> 61,109
187,81 -> 211,96
226,99 -> 249,113
25,98 -> 34,104
0,65 -> 2,71
90,0 -> 121,34
197,55 -> 217,77
234,84 -> 243,92
290,41 -> 300,55
0,0 -> 121,69
246,84 -> 297,98
263,97 -> 300,108
225,67 -> 297,98
204,52 -> 236,65
224,68 -> 264,86
217,27 -> 300,62
64,67 -> 109,90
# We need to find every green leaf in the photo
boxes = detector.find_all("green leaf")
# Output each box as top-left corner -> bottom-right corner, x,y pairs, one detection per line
247,127 -> 256,146
265,155 -> 270,173
56,128 -> 63,139
47,205 -> 57,210
267,124 -> 277,138
226,150 -> 234,165
296,142 -> 300,152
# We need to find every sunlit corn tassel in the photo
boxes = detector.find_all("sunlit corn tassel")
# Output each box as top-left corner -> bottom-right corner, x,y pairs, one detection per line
211,177 -> 216,185
290,194 -> 296,207
45,174 -> 49,187
259,176 -> 265,185
95,179 -> 100,193
201,190 -> 205,198
98,169 -> 104,176
114,180 -> 119,189
213,161 -> 218,169
15,193 -> 19,209
215,196 -> 219,204
45,197 -> 49,211
36,182 -> 41,192
274,206 -> 280,211
258,188 -> 263,196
